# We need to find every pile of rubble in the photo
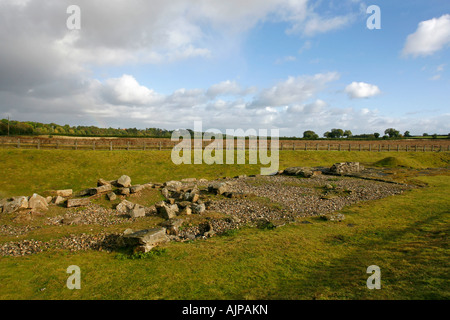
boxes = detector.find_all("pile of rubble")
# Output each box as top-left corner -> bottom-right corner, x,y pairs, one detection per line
329,162 -> 364,175
0,192 -> 68,215
282,162 -> 363,177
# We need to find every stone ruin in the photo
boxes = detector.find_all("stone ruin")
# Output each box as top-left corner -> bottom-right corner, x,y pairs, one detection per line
0,174 -> 232,254
1,163 -> 363,254
282,167 -> 322,178
329,162 -> 364,175
282,162 -> 363,177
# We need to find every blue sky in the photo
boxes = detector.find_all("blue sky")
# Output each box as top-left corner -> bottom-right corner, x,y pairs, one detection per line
0,0 -> 449,136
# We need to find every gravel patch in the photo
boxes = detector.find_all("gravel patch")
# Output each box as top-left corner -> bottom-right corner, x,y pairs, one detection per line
0,232 -> 123,257
45,203 -> 137,227
0,225 -> 41,237
209,175 -> 410,221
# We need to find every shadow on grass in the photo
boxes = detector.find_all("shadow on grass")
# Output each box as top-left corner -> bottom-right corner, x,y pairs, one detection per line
271,210 -> 448,300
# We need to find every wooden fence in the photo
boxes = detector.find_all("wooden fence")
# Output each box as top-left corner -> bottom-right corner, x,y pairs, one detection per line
0,138 -> 449,152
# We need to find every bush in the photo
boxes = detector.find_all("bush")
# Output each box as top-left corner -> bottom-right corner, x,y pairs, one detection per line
222,229 -> 239,237
257,220 -> 276,230
303,130 -> 319,140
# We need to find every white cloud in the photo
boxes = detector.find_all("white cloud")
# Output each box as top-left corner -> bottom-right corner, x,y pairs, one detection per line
275,55 -> 297,64
301,15 -> 352,36
429,74 -> 441,81
345,82 -> 381,99
102,75 -> 164,106
403,14 -> 450,57
288,99 -> 328,114
165,88 -> 207,109
249,72 -> 340,108
206,80 -> 255,98
298,41 -> 312,54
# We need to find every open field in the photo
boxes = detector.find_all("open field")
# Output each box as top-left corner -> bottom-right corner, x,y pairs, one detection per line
0,149 -> 449,300
0,149 -> 449,197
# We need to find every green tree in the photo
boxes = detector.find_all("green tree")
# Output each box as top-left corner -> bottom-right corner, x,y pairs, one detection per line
343,130 -> 352,138
331,128 -> 344,138
404,131 -> 411,137
384,128 -> 400,138
374,132 -> 380,139
303,130 -> 319,139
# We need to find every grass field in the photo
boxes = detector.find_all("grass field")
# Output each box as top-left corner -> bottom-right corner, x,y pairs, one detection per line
0,149 -> 449,300
0,149 -> 449,197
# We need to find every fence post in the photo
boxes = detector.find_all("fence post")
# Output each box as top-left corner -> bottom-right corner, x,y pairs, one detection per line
406,145 -> 409,152
143,142 -> 146,151
397,145 -> 399,152
37,140 -> 40,150
388,144 -> 390,152
93,141 -> 96,150
110,141 -> 113,151
349,144 -> 351,152
159,142 -> 162,151
75,141 -> 77,150
359,144 -> 361,152
127,141 -> 130,150
316,144 -> 318,151
370,144 -> 372,152
338,144 -> 341,151
293,143 -> 295,150
305,143 -> 307,151
378,144 -> 381,152
56,141 -> 58,149
431,145 -> 434,152
17,139 -> 20,148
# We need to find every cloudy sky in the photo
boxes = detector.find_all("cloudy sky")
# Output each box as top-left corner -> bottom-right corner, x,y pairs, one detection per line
0,0 -> 449,136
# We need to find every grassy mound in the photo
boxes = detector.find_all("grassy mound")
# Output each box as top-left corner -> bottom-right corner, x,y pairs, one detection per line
373,157 -> 410,168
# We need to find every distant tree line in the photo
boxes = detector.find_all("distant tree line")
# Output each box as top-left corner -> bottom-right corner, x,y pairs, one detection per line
1,119 -> 448,140
0,119 -> 172,138
303,128 -> 449,140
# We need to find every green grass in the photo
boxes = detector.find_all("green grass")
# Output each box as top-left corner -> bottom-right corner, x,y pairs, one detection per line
0,149 -> 448,197
0,174 -> 448,300
0,149 -> 449,300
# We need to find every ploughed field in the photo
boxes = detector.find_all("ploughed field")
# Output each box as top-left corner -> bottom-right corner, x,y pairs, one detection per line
0,135 -> 449,151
